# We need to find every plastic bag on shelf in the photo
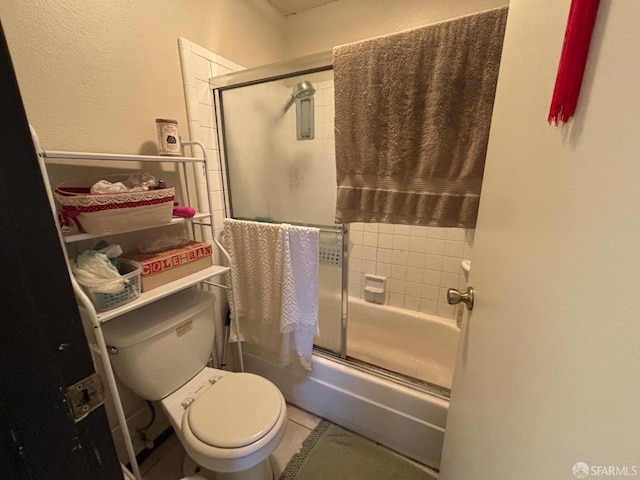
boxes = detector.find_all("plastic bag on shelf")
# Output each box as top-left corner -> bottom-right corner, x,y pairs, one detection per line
93,240 -> 123,269
73,249 -> 125,294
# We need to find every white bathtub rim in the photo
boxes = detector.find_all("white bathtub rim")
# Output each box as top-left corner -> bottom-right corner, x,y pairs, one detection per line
348,296 -> 459,331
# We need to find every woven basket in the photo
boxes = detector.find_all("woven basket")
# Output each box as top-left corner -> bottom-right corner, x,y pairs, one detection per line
55,179 -> 175,234
75,259 -> 141,311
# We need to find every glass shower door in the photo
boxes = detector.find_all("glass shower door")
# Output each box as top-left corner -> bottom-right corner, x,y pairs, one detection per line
215,68 -> 344,355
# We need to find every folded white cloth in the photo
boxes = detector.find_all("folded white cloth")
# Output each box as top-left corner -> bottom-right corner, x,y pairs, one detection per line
223,219 -> 320,370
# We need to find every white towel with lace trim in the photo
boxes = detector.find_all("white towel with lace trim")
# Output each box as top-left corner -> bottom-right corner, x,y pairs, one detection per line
223,219 -> 319,370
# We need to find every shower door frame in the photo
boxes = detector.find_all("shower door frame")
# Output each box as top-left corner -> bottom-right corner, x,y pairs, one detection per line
210,50 -> 349,359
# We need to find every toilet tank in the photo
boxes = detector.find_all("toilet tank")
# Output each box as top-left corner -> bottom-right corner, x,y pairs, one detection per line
101,288 -> 216,401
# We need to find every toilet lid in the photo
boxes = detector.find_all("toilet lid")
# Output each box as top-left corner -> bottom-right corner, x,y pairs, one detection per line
187,373 -> 282,448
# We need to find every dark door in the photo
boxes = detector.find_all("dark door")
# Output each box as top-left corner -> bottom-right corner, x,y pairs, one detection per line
0,20 -> 122,480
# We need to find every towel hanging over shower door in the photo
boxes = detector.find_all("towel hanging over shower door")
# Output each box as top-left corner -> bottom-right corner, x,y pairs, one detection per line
333,6 -> 508,228
223,219 -> 320,370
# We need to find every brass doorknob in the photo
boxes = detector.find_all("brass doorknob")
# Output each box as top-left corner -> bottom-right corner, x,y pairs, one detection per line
447,287 -> 474,311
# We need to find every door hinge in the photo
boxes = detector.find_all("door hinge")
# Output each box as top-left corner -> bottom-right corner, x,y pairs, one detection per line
64,373 -> 105,423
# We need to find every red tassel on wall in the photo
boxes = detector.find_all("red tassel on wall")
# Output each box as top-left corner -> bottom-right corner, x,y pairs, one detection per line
548,0 -> 601,125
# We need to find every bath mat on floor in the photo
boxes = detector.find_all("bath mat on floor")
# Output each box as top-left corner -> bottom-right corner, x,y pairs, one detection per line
279,420 -> 436,480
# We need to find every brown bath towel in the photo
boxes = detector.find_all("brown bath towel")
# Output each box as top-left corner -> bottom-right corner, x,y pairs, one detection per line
333,6 -> 508,228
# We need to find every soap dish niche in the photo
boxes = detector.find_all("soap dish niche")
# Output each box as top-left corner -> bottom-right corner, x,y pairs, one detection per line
364,274 -> 386,304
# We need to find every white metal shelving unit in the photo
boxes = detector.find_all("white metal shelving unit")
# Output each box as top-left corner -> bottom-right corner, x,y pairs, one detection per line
36,135 -> 233,480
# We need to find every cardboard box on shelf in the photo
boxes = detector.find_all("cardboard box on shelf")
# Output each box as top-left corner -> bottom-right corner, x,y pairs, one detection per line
121,241 -> 213,292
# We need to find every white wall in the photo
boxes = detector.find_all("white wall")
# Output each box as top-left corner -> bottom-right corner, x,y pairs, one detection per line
0,0 -> 286,153
441,0 -> 640,477
284,0 -> 508,58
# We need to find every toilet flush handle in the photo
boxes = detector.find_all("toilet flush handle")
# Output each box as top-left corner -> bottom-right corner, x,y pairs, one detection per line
447,286 -> 474,311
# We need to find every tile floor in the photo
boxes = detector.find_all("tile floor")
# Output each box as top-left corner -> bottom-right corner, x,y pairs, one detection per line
139,403 -> 437,479
140,403 -> 322,480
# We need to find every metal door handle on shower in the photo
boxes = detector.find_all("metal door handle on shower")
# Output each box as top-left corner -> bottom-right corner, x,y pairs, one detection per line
447,287 -> 474,311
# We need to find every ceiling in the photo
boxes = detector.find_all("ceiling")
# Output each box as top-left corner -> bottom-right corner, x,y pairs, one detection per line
267,0 -> 338,16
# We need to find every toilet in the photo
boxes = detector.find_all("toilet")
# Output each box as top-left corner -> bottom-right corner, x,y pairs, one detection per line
101,288 -> 287,480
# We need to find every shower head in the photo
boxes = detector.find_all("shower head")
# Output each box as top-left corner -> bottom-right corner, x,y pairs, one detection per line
282,80 -> 316,113
292,81 -> 316,99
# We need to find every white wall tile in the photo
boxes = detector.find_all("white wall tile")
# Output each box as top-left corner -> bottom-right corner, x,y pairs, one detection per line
394,224 -> 411,236
377,248 -> 392,264
378,233 -> 393,249
410,225 -> 429,238
426,238 -> 445,255
389,293 -> 405,308
421,284 -> 439,301
378,224 -> 394,234
446,228 -> 467,241
444,240 -> 464,258
425,254 -> 444,271
376,263 -> 391,277
177,37 -> 191,51
405,296 -> 420,311
423,269 -> 441,286
216,54 -> 237,70
390,279 -> 406,294
210,62 -> 232,77
199,126 -> 217,150
391,250 -> 408,266
427,227 -> 447,239
407,252 -> 425,268
363,246 -> 377,261
405,281 -> 421,298
390,264 -> 406,279
392,235 -> 410,251
406,266 -> 423,283
363,260 -> 376,275
191,42 -> 217,62
442,256 -> 462,274
362,232 -> 377,247
441,272 -> 460,290
195,79 -> 213,106
350,229 -> 363,244
193,55 -> 212,82
409,237 -> 427,253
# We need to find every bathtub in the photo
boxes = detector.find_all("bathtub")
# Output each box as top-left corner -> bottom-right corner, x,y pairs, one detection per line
347,297 -> 460,390
241,297 -> 460,471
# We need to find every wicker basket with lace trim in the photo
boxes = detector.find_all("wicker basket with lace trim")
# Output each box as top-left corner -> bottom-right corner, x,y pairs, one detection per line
55,181 -> 175,235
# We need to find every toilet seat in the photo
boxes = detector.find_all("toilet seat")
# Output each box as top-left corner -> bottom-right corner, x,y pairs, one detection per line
187,373 -> 282,448
178,371 -> 288,473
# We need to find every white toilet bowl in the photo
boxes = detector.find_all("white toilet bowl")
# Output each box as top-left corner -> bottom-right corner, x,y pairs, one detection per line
101,289 -> 288,480
161,367 -> 288,480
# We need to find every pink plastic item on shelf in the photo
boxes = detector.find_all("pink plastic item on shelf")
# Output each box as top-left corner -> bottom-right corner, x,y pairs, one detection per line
172,206 -> 196,218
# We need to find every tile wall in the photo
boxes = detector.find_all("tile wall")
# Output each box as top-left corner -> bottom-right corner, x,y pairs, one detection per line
177,37 -> 243,252
177,38 -> 243,365
348,223 -> 473,319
